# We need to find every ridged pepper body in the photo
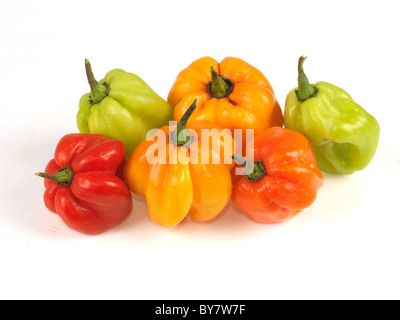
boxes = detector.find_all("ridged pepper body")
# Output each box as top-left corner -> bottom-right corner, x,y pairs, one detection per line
231,127 -> 324,223
77,60 -> 173,158
124,101 -> 235,227
36,133 -> 133,235
284,57 -> 380,174
167,57 -> 283,151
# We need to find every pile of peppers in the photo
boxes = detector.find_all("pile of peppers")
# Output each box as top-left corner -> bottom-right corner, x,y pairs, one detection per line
36,56 -> 380,234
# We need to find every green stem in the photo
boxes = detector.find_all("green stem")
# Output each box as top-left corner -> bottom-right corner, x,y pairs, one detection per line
295,56 -> 318,101
85,59 -> 109,104
209,66 -> 233,98
231,155 -> 266,183
35,165 -> 75,186
171,99 -> 198,146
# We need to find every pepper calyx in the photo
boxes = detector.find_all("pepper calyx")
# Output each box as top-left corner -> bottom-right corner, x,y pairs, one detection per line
35,165 -> 75,186
208,66 -> 234,99
295,56 -> 319,102
170,99 -> 198,147
85,59 -> 110,104
232,155 -> 266,183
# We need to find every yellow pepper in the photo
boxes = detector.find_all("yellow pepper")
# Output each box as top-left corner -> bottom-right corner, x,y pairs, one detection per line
123,100 -> 235,227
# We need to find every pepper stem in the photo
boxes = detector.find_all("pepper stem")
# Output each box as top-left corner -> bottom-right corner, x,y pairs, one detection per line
295,56 -> 318,101
35,165 -> 75,186
209,66 -> 233,98
231,155 -> 266,183
85,59 -> 109,104
171,99 -> 198,146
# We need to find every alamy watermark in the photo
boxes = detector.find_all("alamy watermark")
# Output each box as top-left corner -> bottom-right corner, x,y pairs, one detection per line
144,121 -> 255,176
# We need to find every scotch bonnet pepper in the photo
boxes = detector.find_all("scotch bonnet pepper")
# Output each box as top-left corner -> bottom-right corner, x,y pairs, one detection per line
77,59 -> 173,158
124,100 -> 235,228
36,133 -> 133,235
231,127 -> 324,224
284,56 -> 380,174
167,57 -> 283,150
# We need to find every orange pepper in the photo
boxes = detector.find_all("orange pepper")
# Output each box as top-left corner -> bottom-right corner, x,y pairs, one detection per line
231,127 -> 324,224
123,100 -> 235,227
168,57 -> 283,151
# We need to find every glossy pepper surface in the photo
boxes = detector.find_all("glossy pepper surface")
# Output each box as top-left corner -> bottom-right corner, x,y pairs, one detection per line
167,57 -> 283,149
124,100 -> 235,228
284,56 -> 380,174
77,59 -> 173,158
36,133 -> 133,235
231,127 -> 324,224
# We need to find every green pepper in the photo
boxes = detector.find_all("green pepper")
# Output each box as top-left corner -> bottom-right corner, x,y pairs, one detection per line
77,59 -> 173,157
284,56 -> 380,175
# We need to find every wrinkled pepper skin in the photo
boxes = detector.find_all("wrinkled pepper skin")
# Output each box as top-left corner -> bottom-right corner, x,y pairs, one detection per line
231,127 -> 324,224
167,57 -> 283,150
284,57 -> 380,174
77,60 -> 173,158
124,101 -> 235,228
36,134 -> 133,235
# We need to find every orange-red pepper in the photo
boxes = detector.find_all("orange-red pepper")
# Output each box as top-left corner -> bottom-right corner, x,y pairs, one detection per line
231,127 -> 324,224
168,57 -> 283,151
123,100 -> 235,227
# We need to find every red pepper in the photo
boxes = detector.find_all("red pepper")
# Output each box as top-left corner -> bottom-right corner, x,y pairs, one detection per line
36,133 -> 133,235
231,127 -> 324,223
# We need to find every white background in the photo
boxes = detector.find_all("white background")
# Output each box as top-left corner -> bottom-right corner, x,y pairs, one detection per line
1,0 -> 399,300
